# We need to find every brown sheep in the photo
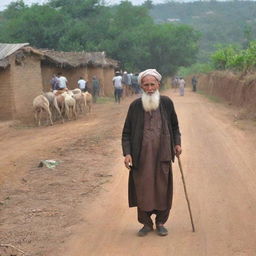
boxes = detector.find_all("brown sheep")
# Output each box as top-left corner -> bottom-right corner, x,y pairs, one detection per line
73,93 -> 86,114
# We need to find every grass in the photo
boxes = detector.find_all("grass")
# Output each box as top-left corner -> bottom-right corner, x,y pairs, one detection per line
96,96 -> 115,104
197,90 -> 222,103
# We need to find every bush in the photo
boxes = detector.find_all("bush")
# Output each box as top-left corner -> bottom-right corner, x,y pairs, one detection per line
211,41 -> 256,72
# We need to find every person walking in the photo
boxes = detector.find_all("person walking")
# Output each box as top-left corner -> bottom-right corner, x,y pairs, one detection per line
112,71 -> 123,103
77,77 -> 87,92
192,76 -> 197,92
179,77 -> 185,96
50,74 -> 60,91
92,75 -> 100,103
57,72 -> 68,90
122,69 -> 182,237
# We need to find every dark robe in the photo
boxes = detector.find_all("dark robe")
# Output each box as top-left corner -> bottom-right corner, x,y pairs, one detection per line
122,96 -> 181,208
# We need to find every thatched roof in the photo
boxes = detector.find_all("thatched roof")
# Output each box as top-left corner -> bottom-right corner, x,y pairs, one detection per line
0,43 -> 119,69
41,49 -> 118,68
0,43 -> 29,60
0,43 -> 43,69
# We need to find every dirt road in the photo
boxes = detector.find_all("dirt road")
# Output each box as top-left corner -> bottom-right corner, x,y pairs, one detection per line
1,89 -> 256,256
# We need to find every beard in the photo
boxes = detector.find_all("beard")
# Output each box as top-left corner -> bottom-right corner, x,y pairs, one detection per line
141,90 -> 160,112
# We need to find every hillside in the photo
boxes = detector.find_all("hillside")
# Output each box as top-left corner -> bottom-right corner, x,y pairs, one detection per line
150,1 -> 256,61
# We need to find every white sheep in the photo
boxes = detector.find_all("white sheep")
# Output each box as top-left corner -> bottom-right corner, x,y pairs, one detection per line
83,92 -> 93,113
32,95 -> 53,126
62,92 -> 77,120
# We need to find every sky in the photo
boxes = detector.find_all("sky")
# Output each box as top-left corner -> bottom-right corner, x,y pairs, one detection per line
0,0 -> 169,10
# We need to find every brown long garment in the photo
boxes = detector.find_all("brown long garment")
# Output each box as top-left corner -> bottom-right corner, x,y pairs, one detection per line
133,108 -> 172,212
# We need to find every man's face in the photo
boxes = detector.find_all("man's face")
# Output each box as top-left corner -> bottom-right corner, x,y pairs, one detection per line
141,75 -> 160,95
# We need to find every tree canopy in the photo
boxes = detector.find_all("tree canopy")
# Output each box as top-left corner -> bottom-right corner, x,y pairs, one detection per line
0,0 -> 200,76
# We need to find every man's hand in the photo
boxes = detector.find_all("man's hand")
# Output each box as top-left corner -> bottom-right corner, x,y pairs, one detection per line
175,145 -> 182,157
124,154 -> 133,169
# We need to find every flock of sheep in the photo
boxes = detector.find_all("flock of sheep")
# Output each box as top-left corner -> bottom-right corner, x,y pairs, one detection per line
32,88 -> 92,126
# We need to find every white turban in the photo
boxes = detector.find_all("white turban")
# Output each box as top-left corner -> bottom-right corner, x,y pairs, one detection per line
138,69 -> 162,85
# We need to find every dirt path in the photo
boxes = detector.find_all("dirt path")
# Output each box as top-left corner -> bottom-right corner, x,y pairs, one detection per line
1,89 -> 256,256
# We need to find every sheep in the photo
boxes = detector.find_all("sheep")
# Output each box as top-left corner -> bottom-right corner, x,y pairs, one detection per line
54,88 -> 68,96
44,92 -> 64,123
32,95 -> 53,126
72,88 -> 82,95
83,92 -> 93,113
56,94 -> 65,116
73,93 -> 86,114
62,92 -> 77,120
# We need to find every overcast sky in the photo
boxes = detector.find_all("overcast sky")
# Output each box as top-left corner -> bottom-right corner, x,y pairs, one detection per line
0,0 -> 172,10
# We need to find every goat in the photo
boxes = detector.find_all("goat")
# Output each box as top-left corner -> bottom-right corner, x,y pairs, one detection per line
32,95 -> 53,126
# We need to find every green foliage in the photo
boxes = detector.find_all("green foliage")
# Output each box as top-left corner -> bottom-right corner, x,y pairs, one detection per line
211,41 -> 256,72
2,0 -> 27,19
138,23 -> 200,76
179,62 -> 213,77
0,4 -> 68,49
0,0 -> 200,76
48,0 -> 102,18
211,45 -> 238,70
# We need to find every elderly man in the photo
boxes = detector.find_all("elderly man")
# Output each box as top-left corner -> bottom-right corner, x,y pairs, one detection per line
122,69 -> 182,237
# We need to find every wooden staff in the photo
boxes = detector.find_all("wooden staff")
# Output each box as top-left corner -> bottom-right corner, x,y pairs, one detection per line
177,156 -> 195,232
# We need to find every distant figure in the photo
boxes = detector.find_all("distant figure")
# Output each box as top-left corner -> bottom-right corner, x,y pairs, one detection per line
192,76 -> 197,92
131,73 -> 140,94
179,77 -> 185,96
112,71 -> 123,103
122,71 -> 130,97
128,72 -> 133,95
92,75 -> 100,103
172,76 -> 179,91
57,72 -> 68,90
50,74 -> 60,91
77,77 -> 87,92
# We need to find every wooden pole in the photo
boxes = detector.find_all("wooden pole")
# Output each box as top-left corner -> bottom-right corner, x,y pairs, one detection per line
177,156 -> 196,232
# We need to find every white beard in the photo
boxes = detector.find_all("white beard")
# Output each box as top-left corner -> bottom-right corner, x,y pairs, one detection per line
141,90 -> 160,112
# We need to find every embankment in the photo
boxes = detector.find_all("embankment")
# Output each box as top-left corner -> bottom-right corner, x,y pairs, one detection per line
196,71 -> 256,118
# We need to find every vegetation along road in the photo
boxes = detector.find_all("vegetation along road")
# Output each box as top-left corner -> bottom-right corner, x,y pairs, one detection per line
0,88 -> 256,256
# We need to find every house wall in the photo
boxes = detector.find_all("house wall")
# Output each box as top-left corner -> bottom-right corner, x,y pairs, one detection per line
10,54 -> 43,122
103,68 -> 115,97
65,67 -> 87,90
41,62 -> 116,97
41,64 -> 60,91
0,67 -> 15,120
41,64 -> 87,91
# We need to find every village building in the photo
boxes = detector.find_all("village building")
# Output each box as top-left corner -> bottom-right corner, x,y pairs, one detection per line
41,50 -> 118,96
0,43 -> 119,123
0,43 -> 43,121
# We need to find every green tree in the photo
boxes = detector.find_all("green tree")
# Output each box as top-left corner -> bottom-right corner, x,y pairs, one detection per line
140,23 -> 200,76
0,4 -> 68,49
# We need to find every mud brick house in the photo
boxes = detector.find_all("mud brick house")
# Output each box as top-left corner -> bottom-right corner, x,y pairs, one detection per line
0,43 -> 43,121
41,50 -> 118,96
0,43 -> 119,123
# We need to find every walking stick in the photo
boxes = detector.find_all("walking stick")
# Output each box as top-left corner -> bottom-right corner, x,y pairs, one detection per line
177,155 -> 195,232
